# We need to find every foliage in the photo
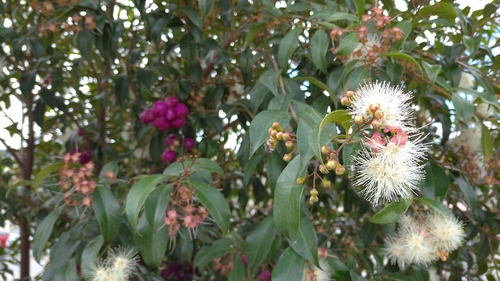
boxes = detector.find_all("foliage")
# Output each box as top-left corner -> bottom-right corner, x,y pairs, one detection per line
0,0 -> 499,280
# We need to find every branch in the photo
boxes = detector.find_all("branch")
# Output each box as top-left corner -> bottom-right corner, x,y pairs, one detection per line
0,138 -> 24,167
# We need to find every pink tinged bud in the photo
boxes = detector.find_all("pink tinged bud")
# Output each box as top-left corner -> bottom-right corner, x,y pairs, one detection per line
374,109 -> 384,119
354,115 -> 365,125
390,131 -> 408,146
77,128 -> 85,136
174,103 -> 189,117
369,103 -> 380,112
164,96 -> 179,108
140,109 -> 155,124
167,209 -> 178,219
276,132 -> 284,140
241,255 -> 248,265
282,132 -> 290,141
165,134 -> 177,146
326,159 -> 337,170
362,14 -> 370,22
335,164 -> 346,175
184,137 -> 196,151
162,150 -> 176,163
283,154 -> 291,162
345,90 -> 355,99
340,97 -> 351,106
319,164 -> 328,174
321,145 -> 331,155
82,196 -> 92,207
371,119 -> 381,129
153,101 -> 168,116
259,270 -> 271,281
285,140 -> 294,150
171,118 -> 186,129
165,109 -> 176,121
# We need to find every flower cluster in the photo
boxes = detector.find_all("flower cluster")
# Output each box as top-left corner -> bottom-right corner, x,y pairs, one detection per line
331,7 -> 404,68
87,247 -> 138,281
162,134 -> 196,163
140,96 -> 189,131
346,82 -> 429,205
164,184 -> 208,236
267,121 -> 296,161
59,152 -> 96,206
384,214 -> 465,268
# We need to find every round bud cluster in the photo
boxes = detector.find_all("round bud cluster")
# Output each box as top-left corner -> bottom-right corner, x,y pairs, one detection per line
267,122 -> 297,162
162,134 -> 197,164
140,96 -> 189,131
165,184 -> 208,237
59,152 -> 96,207
319,146 -> 345,176
310,188 -> 319,203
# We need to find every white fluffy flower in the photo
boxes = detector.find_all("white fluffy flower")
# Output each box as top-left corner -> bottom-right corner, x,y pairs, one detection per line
86,247 -> 138,281
384,236 -> 410,268
428,267 -> 441,281
458,72 -> 475,89
87,263 -> 110,281
345,34 -> 386,67
351,133 -> 428,205
400,226 -> 437,265
348,82 -> 416,132
302,258 -> 331,281
426,213 -> 465,252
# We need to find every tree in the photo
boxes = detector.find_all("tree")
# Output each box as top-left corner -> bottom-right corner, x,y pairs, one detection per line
0,0 -> 499,280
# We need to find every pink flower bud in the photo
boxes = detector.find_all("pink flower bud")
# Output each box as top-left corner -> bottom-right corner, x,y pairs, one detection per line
152,116 -> 167,128
171,118 -> 186,129
165,96 -> 179,108
153,101 -> 168,116
174,103 -> 189,117
184,137 -> 196,151
165,108 -> 176,121
165,134 -> 177,146
140,109 -> 155,124
162,150 -> 176,163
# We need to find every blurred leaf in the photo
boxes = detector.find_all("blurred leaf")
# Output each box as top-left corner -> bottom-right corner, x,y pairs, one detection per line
145,184 -> 173,231
326,12 -> 357,22
20,70 -> 37,97
115,75 -> 129,103
457,177 -> 478,212
422,61 -> 441,86
336,33 -> 359,56
77,28 -> 95,63
245,215 -> 277,272
93,186 -> 121,242
190,180 -> 230,234
126,174 -> 168,229
194,238 -> 233,270
271,248 -> 305,281
33,209 -> 60,263
379,52 -> 422,73
278,27 -> 302,69
243,23 -> 267,49
135,214 -> 169,267
259,69 -> 282,97
274,157 -> 304,240
80,235 -> 104,277
353,0 -> 365,21
33,162 -> 63,190
163,158 -> 224,176
287,215 -> 319,267
228,254 -> 245,281
413,3 -> 457,26
249,110 -> 291,158
311,29 -> 329,74
291,76 -> 334,97
452,93 -> 475,121
98,161 -> 119,178
481,123 -> 493,158
369,199 -> 412,224
424,162 -> 450,200
463,36 -> 481,56
327,257 -> 350,280
415,197 -> 453,217
199,0 -> 215,23
385,272 -> 414,281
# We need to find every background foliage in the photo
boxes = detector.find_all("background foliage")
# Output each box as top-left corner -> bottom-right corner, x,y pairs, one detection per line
0,0 -> 499,280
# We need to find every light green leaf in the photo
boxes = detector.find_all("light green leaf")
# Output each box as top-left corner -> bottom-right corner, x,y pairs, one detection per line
452,93 -> 476,121
81,235 -> 104,277
245,215 -> 277,272
34,162 -> 64,190
481,123 -> 493,158
422,61 -> 441,86
413,3 -> 457,26
6,179 -> 31,197
311,29 -> 329,74
336,33 -> 359,56
353,0 -> 365,21
93,186 -> 121,242
163,158 -> 224,176
378,52 -> 422,73
290,76 -> 334,97
463,36 -> 481,56
369,199 -> 412,224
98,161 -> 119,179
415,197 -> 453,217
33,209 -> 60,263
278,27 -> 303,69
271,248 -> 306,281
259,69 -> 282,97
326,12 -> 358,23
190,180 -> 230,234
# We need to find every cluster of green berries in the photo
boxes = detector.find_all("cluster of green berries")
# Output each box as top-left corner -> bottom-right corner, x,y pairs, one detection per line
318,145 -> 346,176
267,122 -> 296,162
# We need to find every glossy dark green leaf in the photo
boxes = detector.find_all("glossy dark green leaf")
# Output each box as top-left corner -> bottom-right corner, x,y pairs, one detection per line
336,33 -> 359,56
290,76 -> 334,97
274,157 -> 304,240
267,151 -> 286,191
277,27 -> 303,69
193,238 -> 233,270
199,0 -> 215,23
243,23 -> 267,49
415,197 -> 453,217
145,184 -> 173,231
245,215 -> 277,272
228,254 -> 246,281
115,74 -> 129,103
135,214 -> 169,267
190,180 -> 230,234
77,28 -> 95,63
287,215 -> 319,267
34,99 -> 46,128
327,257 -> 350,280
424,162 -> 450,200
463,36 -> 481,56
422,61 -> 441,86
93,186 -> 121,242
452,93 -> 475,121
311,29 -> 329,74
126,174 -> 168,229
34,162 -> 64,190
80,235 -> 104,277
271,248 -> 305,281
368,199 -> 412,224
33,209 -> 60,263
98,161 -> 119,179
249,110 -> 291,158
259,69 -> 282,97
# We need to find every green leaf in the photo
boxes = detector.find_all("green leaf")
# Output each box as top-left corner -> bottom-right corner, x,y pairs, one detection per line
326,12 -> 358,22
126,174 -> 168,229
80,235 -> 104,277
245,215 -> 277,272
77,28 -> 95,63
33,209 -> 60,263
481,123 -> 493,158
182,6 -> 201,29
353,0 -> 365,21
452,93 -> 476,121
318,110 -> 352,162
413,3 -> 457,26
6,179 -> 31,197
20,70 -> 37,97
271,248 -> 306,281
290,76 -> 334,97
198,0 -> 215,23
98,161 -> 119,179
369,199 -> 412,224
115,74 -> 129,103
336,33 -> 359,56
378,52 -> 422,73
278,27 -> 303,69
394,21 -> 412,49
422,61 -> 441,86
249,110 -> 291,158
228,254 -> 245,281
386,273 -> 415,281
463,36 -> 481,56
92,186 -> 121,242
274,157 -> 304,240
423,162 -> 450,200
145,184 -> 173,231
311,29 -> 329,74
287,215 -> 319,267
456,177 -> 478,212
243,23 -> 267,49
135,214 -> 169,267
194,239 -> 233,270
415,197 -> 453,217
163,158 -> 224,176
190,180 -> 230,234
258,69 -> 282,97
327,257 -> 350,280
